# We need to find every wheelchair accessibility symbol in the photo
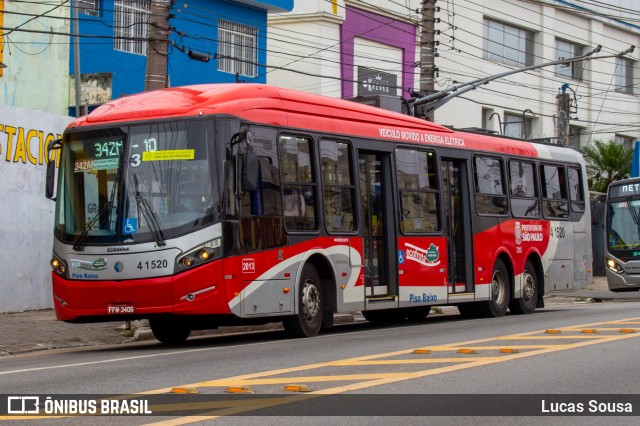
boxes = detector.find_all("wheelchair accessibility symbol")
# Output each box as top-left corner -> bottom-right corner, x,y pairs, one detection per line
398,250 -> 405,264
123,218 -> 138,234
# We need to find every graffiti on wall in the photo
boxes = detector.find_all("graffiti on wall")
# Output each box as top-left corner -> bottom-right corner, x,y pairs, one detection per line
0,105 -> 73,313
0,124 -> 62,166
0,105 -> 72,192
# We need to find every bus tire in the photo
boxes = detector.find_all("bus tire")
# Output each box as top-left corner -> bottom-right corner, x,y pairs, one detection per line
283,264 -> 323,338
477,258 -> 510,317
149,317 -> 191,345
509,260 -> 538,314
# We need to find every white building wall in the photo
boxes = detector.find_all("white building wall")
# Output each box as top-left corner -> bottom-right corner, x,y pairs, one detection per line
0,106 -> 73,313
267,17 -> 344,97
0,0 -> 70,114
432,0 -> 640,147
268,0 -> 640,149
267,0 -> 421,97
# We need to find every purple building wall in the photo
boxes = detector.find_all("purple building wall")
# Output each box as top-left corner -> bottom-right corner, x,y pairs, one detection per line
340,6 -> 417,99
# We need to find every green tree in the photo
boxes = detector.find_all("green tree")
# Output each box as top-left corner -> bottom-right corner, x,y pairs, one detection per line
581,140 -> 633,193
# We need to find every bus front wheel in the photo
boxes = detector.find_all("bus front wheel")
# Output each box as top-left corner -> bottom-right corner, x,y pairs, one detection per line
509,260 -> 538,314
149,317 -> 191,345
283,264 -> 323,338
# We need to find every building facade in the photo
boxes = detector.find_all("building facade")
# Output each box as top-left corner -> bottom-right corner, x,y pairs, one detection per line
0,0 -> 70,113
267,0 -> 640,150
71,0 -> 293,115
268,0 -> 420,103
1,1 -> 74,313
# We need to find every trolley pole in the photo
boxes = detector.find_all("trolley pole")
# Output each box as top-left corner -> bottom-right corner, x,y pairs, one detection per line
419,0 -> 437,121
144,0 -> 171,91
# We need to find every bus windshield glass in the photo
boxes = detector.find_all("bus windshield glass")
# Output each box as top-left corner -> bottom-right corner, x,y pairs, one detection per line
608,198 -> 640,251
54,120 -> 220,246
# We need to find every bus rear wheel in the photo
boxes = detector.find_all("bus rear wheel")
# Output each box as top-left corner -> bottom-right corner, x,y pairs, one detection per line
509,260 -> 538,314
283,264 -> 323,338
477,258 -> 510,318
149,317 -> 191,345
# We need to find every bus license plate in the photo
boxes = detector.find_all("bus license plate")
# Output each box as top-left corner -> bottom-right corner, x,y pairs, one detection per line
107,304 -> 135,314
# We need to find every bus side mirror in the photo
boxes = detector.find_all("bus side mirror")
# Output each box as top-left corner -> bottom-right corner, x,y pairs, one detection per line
242,150 -> 260,192
45,138 -> 62,200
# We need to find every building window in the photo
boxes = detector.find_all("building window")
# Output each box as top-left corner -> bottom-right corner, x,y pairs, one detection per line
483,19 -> 534,67
615,134 -> 635,152
218,19 -> 258,78
615,57 -> 634,94
569,125 -> 584,150
77,0 -> 99,16
113,0 -> 150,56
556,39 -> 584,80
504,112 -> 533,139
482,108 -> 497,133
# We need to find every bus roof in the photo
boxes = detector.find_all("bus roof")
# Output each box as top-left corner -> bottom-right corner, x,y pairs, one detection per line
72,84 -> 578,160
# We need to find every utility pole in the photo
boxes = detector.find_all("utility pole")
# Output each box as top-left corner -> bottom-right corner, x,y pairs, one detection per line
555,89 -> 571,146
419,0 -> 437,121
144,0 -> 171,91
72,0 -> 84,116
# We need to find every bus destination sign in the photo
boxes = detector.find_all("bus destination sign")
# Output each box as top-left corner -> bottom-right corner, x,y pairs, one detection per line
610,182 -> 640,198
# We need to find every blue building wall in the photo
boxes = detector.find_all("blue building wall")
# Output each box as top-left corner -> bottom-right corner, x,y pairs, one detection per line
71,0 -> 293,115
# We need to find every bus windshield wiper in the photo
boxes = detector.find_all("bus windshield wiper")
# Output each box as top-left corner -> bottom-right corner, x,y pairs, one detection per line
73,182 -> 117,251
133,174 -> 166,247
628,201 -> 639,225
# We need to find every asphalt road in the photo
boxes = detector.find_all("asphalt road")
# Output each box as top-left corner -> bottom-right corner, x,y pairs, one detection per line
1,301 -> 639,425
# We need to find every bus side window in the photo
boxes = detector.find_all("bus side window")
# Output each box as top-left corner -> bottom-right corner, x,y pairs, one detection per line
395,148 -> 440,233
321,140 -> 356,233
474,155 -> 507,215
568,166 -> 585,213
279,135 -> 318,232
541,164 -> 569,218
508,160 -> 539,218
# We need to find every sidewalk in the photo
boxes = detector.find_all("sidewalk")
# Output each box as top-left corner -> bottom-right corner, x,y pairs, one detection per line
1,276 -> 637,356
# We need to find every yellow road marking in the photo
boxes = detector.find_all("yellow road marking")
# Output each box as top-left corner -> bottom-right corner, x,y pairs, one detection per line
6,317 -> 640,424
415,344 -> 573,350
493,335 -> 614,340
197,373 -> 418,386
327,357 -> 504,365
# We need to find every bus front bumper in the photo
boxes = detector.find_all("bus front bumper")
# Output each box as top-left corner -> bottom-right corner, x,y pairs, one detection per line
52,260 -> 230,321
605,269 -> 640,292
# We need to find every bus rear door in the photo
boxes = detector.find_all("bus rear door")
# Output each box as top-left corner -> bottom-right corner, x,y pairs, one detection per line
359,151 -> 397,306
441,158 -> 474,294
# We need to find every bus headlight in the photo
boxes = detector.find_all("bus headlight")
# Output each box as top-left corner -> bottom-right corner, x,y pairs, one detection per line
607,259 -> 624,274
177,238 -> 221,271
50,256 -> 68,277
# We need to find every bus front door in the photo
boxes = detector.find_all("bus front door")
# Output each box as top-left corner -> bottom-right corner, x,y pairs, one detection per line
359,152 -> 396,299
441,158 -> 473,293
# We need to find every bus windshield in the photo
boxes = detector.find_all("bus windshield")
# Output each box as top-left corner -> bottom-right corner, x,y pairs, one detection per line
608,198 -> 640,251
54,120 -> 221,246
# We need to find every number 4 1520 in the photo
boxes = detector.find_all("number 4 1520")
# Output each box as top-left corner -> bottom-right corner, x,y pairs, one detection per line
137,260 -> 168,270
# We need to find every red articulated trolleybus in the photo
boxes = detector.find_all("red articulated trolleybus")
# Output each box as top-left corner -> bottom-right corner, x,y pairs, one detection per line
45,84 -> 593,344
